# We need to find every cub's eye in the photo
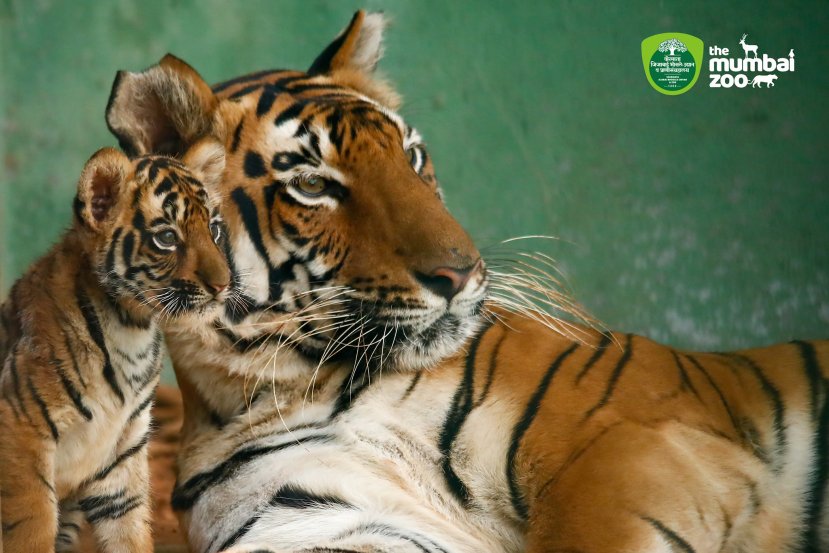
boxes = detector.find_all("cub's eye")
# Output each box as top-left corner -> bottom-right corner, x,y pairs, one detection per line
153,230 -> 178,250
294,176 -> 328,197
406,146 -> 418,166
209,221 -> 222,243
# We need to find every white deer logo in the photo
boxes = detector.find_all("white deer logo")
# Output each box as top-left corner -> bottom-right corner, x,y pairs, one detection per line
739,34 -> 759,59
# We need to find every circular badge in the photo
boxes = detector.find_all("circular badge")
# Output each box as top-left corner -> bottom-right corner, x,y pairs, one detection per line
647,38 -> 697,92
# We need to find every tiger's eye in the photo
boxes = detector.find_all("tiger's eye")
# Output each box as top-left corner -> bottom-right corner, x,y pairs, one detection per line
407,147 -> 418,166
295,177 -> 327,197
153,230 -> 178,249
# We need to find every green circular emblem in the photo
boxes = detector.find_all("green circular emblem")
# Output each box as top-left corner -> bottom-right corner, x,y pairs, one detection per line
648,39 -> 696,92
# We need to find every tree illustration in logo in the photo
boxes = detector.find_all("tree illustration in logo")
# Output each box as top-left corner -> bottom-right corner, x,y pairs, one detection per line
658,38 -> 688,56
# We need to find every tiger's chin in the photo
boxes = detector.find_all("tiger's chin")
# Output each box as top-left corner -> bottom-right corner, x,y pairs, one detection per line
302,306 -> 485,374
389,311 -> 485,372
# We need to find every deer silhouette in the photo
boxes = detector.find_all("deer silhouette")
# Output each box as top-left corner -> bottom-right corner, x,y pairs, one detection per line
739,34 -> 759,59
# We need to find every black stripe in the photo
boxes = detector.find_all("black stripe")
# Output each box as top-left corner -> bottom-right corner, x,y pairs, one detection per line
726,353 -> 787,473
230,187 -> 284,302
215,514 -> 261,552
256,88 -> 278,117
796,341 -> 828,553
274,101 -> 305,127
36,469 -> 56,495
171,434 -> 333,511
335,523 -> 449,553
228,83 -> 264,100
271,151 -> 312,171
85,495 -> 142,523
507,342 -> 579,520
400,372 -> 422,401
104,227 -> 123,275
574,332 -> 612,384
642,516 -> 696,553
61,327 -> 86,387
212,69 -> 286,94
583,334 -> 633,421
230,120 -> 244,153
26,373 -> 59,440
76,287 -> 124,403
475,329 -> 506,407
8,353 -> 34,424
671,351 -> 702,401
331,371 -> 371,419
684,354 -> 741,438
243,150 -> 267,178
438,322 -> 494,505
79,489 -> 125,513
91,432 -> 150,482
793,340 -> 824,421
269,485 -> 352,509
153,176 -> 174,197
128,392 -> 154,422
52,354 -> 93,421
326,110 -> 344,151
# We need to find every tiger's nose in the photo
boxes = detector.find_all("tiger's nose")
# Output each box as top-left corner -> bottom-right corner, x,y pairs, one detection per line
416,259 -> 483,302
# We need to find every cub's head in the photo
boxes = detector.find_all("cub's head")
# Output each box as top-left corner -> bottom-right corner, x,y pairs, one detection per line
74,140 -> 230,318
105,11 -> 487,371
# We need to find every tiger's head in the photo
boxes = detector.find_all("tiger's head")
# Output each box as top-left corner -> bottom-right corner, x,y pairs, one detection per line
105,11 -> 486,371
74,140 -> 231,319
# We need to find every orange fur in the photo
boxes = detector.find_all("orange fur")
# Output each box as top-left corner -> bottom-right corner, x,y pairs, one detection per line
0,143 -> 230,552
102,11 -> 829,553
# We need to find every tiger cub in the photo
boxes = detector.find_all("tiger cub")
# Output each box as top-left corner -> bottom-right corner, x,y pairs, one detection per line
0,139 -> 229,553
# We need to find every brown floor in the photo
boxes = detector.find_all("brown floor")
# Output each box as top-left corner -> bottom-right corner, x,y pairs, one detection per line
79,386 -> 187,552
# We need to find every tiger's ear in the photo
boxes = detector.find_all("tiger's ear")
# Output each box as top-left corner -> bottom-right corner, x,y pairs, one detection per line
182,137 -> 226,199
106,54 -> 217,157
308,11 -> 400,109
75,148 -> 132,232
308,11 -> 387,75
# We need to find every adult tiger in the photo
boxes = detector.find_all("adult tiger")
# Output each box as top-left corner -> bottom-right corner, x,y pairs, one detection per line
105,11 -> 829,553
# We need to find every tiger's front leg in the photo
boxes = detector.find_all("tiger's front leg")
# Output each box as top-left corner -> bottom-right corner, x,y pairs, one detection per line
0,403 -> 59,553
77,443 -> 152,553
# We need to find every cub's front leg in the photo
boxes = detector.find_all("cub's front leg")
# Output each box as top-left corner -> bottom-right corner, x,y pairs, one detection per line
77,437 -> 153,553
0,401 -> 59,553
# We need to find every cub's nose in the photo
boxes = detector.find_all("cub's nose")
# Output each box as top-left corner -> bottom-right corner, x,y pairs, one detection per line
196,268 -> 230,298
207,281 -> 228,295
416,259 -> 483,302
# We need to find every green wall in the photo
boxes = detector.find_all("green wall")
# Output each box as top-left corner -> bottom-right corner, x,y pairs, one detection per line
2,0 -> 827,362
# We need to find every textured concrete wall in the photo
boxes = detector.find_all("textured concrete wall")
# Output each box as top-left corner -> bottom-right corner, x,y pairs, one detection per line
2,1 -> 827,362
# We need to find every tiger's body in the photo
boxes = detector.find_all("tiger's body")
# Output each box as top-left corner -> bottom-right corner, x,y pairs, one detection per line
104,11 -> 829,553
170,316 -> 828,553
0,142 -> 230,553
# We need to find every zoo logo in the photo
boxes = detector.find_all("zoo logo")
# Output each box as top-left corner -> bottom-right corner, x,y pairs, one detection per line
708,34 -> 795,89
641,33 -> 704,95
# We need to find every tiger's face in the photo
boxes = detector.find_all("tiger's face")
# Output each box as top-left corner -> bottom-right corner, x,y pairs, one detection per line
75,140 -> 231,319
106,12 -> 487,371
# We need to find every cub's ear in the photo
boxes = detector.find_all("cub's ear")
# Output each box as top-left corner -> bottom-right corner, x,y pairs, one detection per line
308,10 -> 388,75
106,54 -> 217,157
75,148 -> 132,231
182,138 -> 226,198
